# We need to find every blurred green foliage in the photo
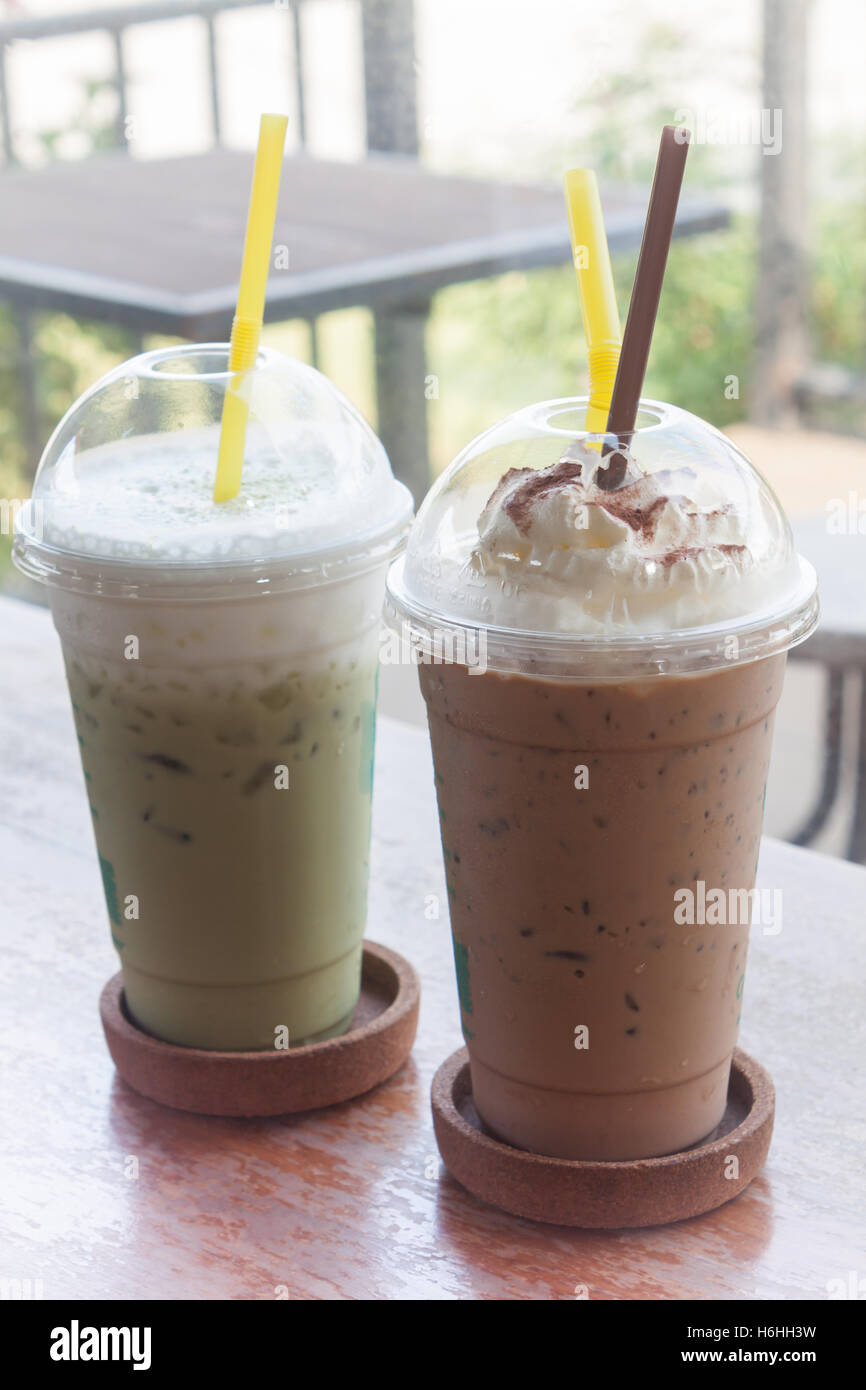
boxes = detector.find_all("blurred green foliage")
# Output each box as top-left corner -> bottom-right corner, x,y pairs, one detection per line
639,219 -> 756,428
811,201 -> 866,371
427,219 -> 755,473
0,74 -> 131,592
0,307 -> 139,593
427,199 -> 866,477
424,12 -> 865,472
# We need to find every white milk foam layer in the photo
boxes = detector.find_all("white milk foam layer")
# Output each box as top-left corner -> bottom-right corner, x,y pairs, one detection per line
49,562 -> 387,676
41,424 -> 406,565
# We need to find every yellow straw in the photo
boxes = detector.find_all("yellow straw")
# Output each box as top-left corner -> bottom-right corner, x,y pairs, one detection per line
214,113 -> 289,502
563,169 -> 622,436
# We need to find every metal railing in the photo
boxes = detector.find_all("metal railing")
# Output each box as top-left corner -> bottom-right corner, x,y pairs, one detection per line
0,0 -> 417,165
0,1 -> 300,162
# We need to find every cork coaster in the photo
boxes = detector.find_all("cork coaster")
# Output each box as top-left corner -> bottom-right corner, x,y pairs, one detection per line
100,942 -> 420,1117
431,1047 -> 774,1228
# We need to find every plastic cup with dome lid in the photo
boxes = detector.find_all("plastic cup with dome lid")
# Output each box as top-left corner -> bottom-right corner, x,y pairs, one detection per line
386,127 -> 818,1164
14,342 -> 413,1052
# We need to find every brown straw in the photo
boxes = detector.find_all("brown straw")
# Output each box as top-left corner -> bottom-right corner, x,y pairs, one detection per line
597,125 -> 691,489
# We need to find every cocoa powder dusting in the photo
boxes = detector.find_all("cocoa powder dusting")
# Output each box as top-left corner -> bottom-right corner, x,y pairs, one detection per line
600,491 -> 668,539
501,459 -> 583,535
658,542 -> 747,567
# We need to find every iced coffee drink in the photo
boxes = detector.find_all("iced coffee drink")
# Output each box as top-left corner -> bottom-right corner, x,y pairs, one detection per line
15,346 -> 412,1051
387,398 -> 817,1160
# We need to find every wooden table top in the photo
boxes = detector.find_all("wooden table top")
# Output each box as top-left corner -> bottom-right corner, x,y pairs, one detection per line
0,593 -> 863,1301
0,150 -> 728,335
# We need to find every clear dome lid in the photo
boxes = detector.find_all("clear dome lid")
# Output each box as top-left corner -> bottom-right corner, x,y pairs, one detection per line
386,397 -> 818,677
14,344 -> 413,596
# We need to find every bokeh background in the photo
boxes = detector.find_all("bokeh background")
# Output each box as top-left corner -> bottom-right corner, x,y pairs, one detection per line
1,0 -> 865,858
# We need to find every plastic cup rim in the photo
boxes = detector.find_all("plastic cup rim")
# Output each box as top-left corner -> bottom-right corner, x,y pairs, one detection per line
384,551 -> 819,672
117,342 -> 275,384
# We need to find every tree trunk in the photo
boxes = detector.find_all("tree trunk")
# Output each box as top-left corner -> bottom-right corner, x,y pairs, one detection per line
751,0 -> 811,426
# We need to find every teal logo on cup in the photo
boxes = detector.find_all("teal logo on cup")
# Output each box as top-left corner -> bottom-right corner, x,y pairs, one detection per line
99,855 -> 124,950
452,936 -> 473,1017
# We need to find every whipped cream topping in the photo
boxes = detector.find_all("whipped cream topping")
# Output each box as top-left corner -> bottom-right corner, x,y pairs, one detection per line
466,443 -> 768,633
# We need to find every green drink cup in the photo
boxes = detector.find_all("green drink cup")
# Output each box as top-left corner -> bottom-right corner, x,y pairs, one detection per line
15,345 -> 412,1050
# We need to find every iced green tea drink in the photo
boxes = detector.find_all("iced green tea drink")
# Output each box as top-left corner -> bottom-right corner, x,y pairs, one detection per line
15,346 -> 412,1050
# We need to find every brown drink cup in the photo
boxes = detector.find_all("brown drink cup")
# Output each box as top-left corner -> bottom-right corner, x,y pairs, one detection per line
386,397 -> 817,1160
